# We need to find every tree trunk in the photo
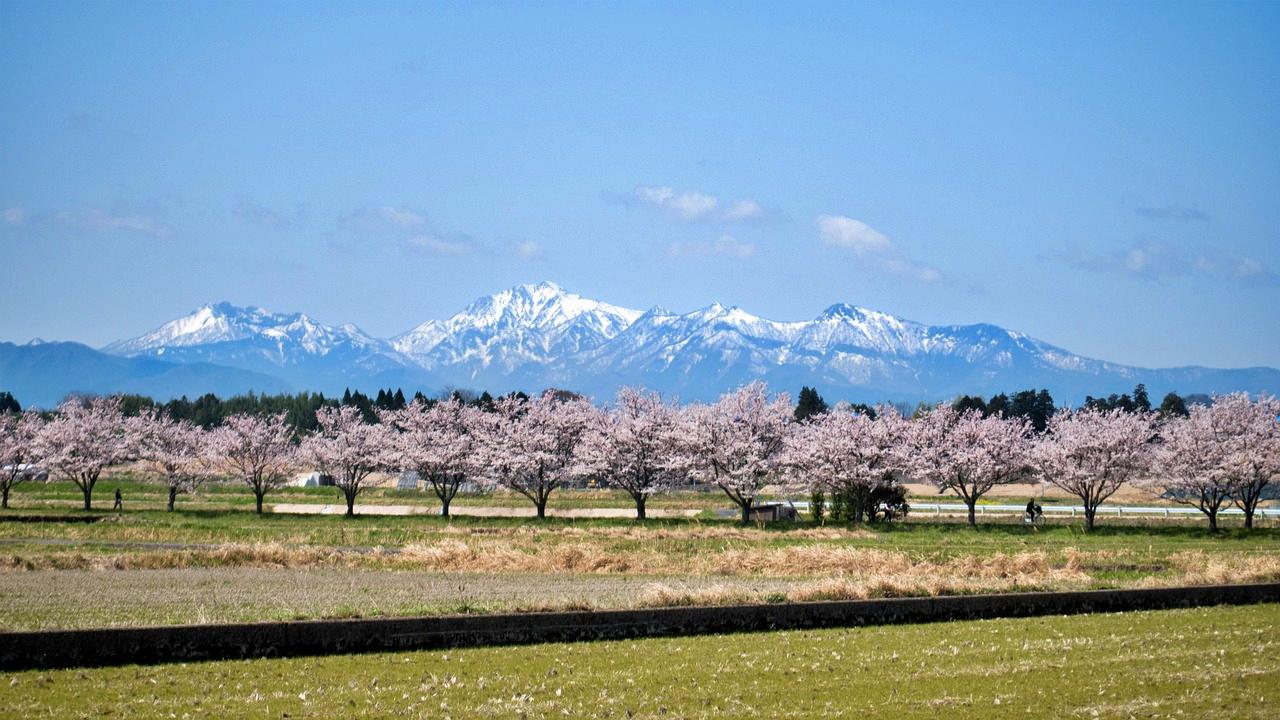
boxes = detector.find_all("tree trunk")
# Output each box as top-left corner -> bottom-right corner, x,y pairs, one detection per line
1084,506 -> 1096,532
167,486 -> 177,512
1207,508 -> 1218,533
536,498 -> 547,519
2,486 -> 9,509
634,494 -> 646,520
345,491 -> 356,517
82,485 -> 93,511
440,497 -> 451,517
255,492 -> 264,514
741,501 -> 752,525
966,500 -> 976,527
1243,506 -> 1255,530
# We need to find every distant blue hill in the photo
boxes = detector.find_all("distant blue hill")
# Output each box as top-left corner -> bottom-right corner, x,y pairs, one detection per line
0,341 -> 293,408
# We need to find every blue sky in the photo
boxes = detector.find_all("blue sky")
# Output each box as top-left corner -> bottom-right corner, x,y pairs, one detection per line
1,1 -> 1277,368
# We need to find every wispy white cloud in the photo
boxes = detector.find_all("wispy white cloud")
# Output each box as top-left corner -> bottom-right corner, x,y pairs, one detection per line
723,198 -> 764,222
816,214 -> 940,282
631,185 -> 768,223
2,207 -> 25,225
407,233 -> 472,255
51,209 -> 172,239
342,205 -> 427,233
817,215 -> 893,255
634,185 -> 719,220
515,240 -> 545,259
1065,239 -> 1277,286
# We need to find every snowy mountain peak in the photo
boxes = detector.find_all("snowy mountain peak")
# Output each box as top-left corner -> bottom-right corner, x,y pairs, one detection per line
392,282 -> 642,358
103,301 -> 387,361
459,281 -> 641,331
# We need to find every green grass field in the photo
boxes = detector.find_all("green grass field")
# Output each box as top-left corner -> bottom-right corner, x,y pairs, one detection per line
1,480 -> 1277,631
2,604 -> 1276,719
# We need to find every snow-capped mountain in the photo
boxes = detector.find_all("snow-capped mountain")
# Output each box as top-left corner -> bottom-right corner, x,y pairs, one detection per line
104,302 -> 389,359
103,302 -> 437,394
392,282 -> 642,387
77,282 -> 1280,405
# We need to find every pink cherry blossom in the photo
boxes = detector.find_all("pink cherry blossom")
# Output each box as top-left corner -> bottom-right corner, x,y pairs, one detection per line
382,398 -> 488,517
36,396 -> 133,511
674,382 -> 792,524
131,410 -> 214,511
209,413 -> 296,514
575,387 -> 683,519
0,411 -> 44,509
478,391 -> 596,518
905,404 -> 1033,526
1034,407 -> 1154,530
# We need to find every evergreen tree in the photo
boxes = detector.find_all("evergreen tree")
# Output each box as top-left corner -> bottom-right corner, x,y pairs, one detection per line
952,394 -> 987,415
0,392 -> 22,413
849,403 -> 877,419
1133,383 -> 1151,412
1006,388 -> 1055,432
1158,391 -> 1190,418
793,386 -> 829,421
393,388 -> 407,409
986,393 -> 1010,417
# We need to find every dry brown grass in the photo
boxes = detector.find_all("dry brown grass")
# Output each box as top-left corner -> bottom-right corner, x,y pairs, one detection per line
398,540 -> 646,573
635,582 -> 758,608
0,540 -> 1090,581
1147,550 -> 1280,587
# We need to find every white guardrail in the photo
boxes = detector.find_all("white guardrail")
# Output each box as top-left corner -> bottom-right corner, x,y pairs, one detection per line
785,501 -> 1280,519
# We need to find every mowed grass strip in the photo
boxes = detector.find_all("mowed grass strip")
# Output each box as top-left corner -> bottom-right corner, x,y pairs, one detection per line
2,604 -> 1276,719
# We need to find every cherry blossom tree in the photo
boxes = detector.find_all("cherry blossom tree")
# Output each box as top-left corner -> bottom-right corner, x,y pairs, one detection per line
479,391 -> 594,519
1151,406 -> 1233,532
1212,393 -> 1280,529
383,398 -> 486,517
1034,407 -> 1154,531
0,411 -> 43,509
302,405 -> 395,516
782,405 -> 907,524
905,405 -> 1033,526
575,387 -> 682,520
132,410 -> 213,511
675,382 -> 792,524
36,397 -> 134,511
210,413 -> 296,514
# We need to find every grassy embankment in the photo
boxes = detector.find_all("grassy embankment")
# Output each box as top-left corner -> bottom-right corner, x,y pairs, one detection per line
2,604 -> 1276,719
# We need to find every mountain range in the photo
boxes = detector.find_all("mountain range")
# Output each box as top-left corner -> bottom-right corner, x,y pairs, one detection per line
2,281 -> 1277,407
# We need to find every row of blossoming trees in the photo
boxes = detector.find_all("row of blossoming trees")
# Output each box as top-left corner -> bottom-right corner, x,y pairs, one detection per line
1,383 -> 1277,530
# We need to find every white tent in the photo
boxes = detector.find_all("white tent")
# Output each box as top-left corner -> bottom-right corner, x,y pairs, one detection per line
294,471 -> 335,487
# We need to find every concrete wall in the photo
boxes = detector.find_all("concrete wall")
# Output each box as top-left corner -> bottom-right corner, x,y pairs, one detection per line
2,583 -> 1277,670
